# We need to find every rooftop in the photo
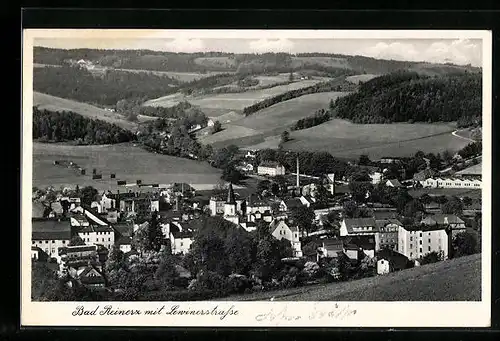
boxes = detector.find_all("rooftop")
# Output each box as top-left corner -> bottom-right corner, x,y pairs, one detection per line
32,219 -> 71,240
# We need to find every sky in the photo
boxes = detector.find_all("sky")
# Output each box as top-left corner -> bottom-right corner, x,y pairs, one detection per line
35,36 -> 483,67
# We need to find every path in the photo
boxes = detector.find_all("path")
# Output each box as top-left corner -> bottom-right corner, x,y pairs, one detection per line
452,129 -> 476,143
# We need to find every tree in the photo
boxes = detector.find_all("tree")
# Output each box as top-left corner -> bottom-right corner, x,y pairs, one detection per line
280,130 -> 290,143
402,200 -> 424,218
419,251 -> 444,265
69,236 -> 86,246
221,165 -> 244,184
314,181 -> 330,205
80,186 -> 98,206
441,196 -> 463,215
462,196 -> 473,207
289,205 -> 315,236
349,181 -> 373,203
147,211 -> 164,252
358,154 -> 371,166
420,193 -> 432,205
288,71 -> 294,82
253,234 -> 293,281
452,231 -> 479,257
211,120 -> 222,134
155,246 -> 179,287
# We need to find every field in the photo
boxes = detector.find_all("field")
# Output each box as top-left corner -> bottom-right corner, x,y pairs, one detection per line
199,92 -> 348,147
32,142 -> 221,192
279,120 -> 469,159
144,80 -> 324,111
218,254 -> 481,301
291,56 -> 350,69
32,92 -> 153,132
193,56 -> 238,69
345,74 -> 379,84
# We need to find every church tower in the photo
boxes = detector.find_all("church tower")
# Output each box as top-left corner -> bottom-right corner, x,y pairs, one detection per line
223,183 -> 239,225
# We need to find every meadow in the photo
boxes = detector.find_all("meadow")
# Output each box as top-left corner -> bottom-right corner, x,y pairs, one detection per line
218,253 -> 481,301
32,142 -> 221,192
32,92 -> 155,132
280,120 -> 468,159
345,74 -> 380,84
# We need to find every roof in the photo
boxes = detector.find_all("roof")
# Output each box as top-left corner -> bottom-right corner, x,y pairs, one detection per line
371,210 -> 398,220
375,249 -> 409,269
32,219 -> 71,240
171,229 -> 194,239
58,245 -> 97,255
32,201 -> 47,218
50,202 -> 63,214
322,239 -> 343,249
116,236 -> 132,246
422,214 -> 465,226
375,219 -> 403,228
344,235 -> 376,250
227,183 -> 236,204
386,179 -> 402,187
343,218 -> 378,233
114,223 -> 133,237
413,168 -> 438,181
269,219 -> 299,233
248,200 -> 271,207
403,224 -> 447,232
284,198 -> 303,209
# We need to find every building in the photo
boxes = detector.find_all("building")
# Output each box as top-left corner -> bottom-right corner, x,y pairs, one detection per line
32,218 -> 72,259
377,258 -> 390,275
420,214 -> 466,237
413,168 -> 438,183
168,221 -> 195,255
375,219 -> 402,251
385,179 -> 402,188
398,224 -> 451,261
379,157 -> 402,164
269,218 -> 302,257
207,119 -> 215,127
223,183 -> 240,225
78,265 -> 106,288
56,244 -> 99,277
318,239 -> 344,260
114,223 -> 134,253
299,195 -> 316,208
119,192 -> 160,216
257,161 -> 286,177
340,218 -> 378,237
421,177 -> 482,189
70,207 -> 115,250
369,172 -> 383,185
279,198 -> 303,212
455,163 -> 482,179
246,198 -> 272,215
344,235 -> 376,258
375,248 -> 410,274
209,195 -> 226,216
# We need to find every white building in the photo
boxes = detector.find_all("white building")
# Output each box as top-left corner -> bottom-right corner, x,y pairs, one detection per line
257,162 -> 286,177
209,195 -> 225,216
32,219 -> 71,259
223,183 -> 240,225
369,172 -> 383,185
70,206 -> 115,250
269,218 -> 302,257
398,225 -> 450,261
421,177 -> 482,189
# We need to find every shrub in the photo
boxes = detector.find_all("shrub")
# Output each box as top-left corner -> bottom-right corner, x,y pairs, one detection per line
227,274 -> 252,294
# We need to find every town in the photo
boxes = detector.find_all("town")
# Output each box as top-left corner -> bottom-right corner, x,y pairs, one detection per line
31,141 -> 482,301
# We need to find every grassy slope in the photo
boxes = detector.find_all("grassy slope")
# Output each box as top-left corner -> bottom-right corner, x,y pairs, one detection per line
32,142 -> 221,191
280,120 -> 468,159
33,92 -> 151,132
218,254 -> 481,301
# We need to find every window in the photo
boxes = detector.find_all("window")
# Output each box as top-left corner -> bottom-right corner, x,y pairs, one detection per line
428,238 -> 431,243
32,241 -> 35,244
45,241 -> 48,244
180,242 -> 183,247
410,236 -> 413,241
108,238 -> 111,242
62,240 -> 66,244
419,247 -> 423,253
51,248 -> 55,254
410,244 -> 413,249
419,240 -> 422,245
52,240 -> 55,243
428,246 -> 431,251
410,252 -> 413,257
420,233 -> 422,237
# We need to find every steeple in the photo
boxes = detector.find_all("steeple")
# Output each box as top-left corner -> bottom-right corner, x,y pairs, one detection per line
227,183 -> 236,204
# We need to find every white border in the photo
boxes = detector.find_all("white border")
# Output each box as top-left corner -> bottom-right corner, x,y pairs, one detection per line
21,29 -> 492,327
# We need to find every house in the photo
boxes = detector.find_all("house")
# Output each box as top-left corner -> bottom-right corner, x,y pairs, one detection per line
375,248 -> 410,274
375,219 -> 402,251
115,235 -> 132,254
369,172 -> 383,185
246,198 -> 272,215
32,218 -> 72,259
169,222 -> 194,255
413,168 -> 438,183
379,157 -> 402,164
32,201 -> 48,218
269,218 -> 302,257
299,195 -> 316,208
301,183 -> 318,197
385,179 -> 402,188
75,265 -> 106,288
31,246 -> 44,261
318,239 -> 344,259
340,218 -> 378,237
420,214 -> 466,237
344,235 -> 376,258
209,195 -> 226,216
377,258 -> 390,275
119,192 -> 160,216
398,224 -> 451,261
237,162 -> 254,173
207,119 -> 215,127
239,220 -> 257,232
56,244 -> 99,277
70,207 -> 115,250
371,210 -> 398,220
455,163 -> 482,179
279,198 -> 303,212
421,177 -> 482,189
257,161 -> 286,177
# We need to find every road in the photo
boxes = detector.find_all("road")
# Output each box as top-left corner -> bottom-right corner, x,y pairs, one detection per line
451,129 -> 476,143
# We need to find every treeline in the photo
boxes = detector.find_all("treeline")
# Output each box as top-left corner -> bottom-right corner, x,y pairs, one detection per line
291,108 -> 330,131
33,66 -> 179,106
458,142 -> 482,159
178,73 -> 239,95
332,71 -> 482,124
33,107 -> 136,144
243,77 -> 357,116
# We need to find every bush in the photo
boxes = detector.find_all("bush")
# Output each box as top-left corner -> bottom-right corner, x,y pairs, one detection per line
187,270 -> 228,295
140,289 -> 221,301
302,261 -> 321,280
227,274 -> 252,294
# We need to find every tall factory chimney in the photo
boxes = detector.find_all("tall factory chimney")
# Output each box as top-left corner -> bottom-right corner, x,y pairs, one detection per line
296,154 -> 300,189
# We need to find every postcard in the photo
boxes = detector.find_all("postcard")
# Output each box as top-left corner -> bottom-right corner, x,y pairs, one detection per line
21,28 -> 491,327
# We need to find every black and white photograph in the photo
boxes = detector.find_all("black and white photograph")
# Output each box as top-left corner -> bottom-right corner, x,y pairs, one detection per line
21,29 -> 491,327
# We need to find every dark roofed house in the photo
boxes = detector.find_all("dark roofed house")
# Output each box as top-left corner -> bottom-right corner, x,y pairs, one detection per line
319,239 -> 344,259
340,217 -> 378,236
32,201 -> 48,218
385,179 -> 402,188
376,248 -> 410,274
280,198 -> 303,211
421,214 -> 466,237
413,168 -> 438,182
78,265 -> 106,288
32,218 -> 72,259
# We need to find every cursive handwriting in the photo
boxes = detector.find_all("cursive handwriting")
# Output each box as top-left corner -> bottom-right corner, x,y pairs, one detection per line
255,306 -> 302,322
308,303 -> 357,320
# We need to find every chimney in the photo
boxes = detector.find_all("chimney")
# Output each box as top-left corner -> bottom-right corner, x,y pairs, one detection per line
296,155 -> 300,188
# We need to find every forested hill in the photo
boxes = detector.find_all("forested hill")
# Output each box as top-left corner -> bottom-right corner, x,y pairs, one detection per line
33,107 -> 136,144
332,71 -> 482,127
34,47 -> 481,76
